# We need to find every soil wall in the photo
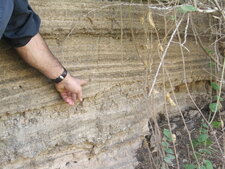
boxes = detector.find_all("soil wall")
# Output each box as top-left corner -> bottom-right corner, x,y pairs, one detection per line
0,1 -> 214,168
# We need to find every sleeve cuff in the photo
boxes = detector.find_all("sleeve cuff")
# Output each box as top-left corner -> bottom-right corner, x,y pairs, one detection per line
3,34 -> 37,48
3,1 -> 41,47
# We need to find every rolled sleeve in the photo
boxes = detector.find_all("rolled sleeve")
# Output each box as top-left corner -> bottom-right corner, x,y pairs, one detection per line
3,0 -> 41,47
0,0 -> 14,39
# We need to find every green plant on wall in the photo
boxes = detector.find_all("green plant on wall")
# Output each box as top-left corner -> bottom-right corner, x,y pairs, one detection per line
184,121 -> 214,169
209,82 -> 223,113
161,129 -> 176,166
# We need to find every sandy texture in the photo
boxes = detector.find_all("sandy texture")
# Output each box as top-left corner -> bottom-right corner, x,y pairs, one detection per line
0,1 -> 213,168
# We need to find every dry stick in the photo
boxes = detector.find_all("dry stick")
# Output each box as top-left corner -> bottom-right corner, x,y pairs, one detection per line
144,80 -> 163,168
62,2 -> 222,44
191,11 -> 225,124
146,3 -> 164,168
161,12 -> 180,169
210,58 -> 225,124
193,0 -> 197,8
148,15 -> 184,97
212,0 -> 225,20
190,17 -> 223,68
63,2 -> 168,43
209,4 -> 225,124
146,7 -> 180,167
164,68 -> 200,167
170,13 -> 201,168
143,12 -> 159,169
177,15 -> 225,162
63,2 -> 186,44
214,33 -> 222,73
145,12 -> 199,166
146,11 -> 195,168
129,3 -> 166,165
57,0 -> 224,163
202,68 -> 222,81
162,67 -> 180,169
129,3 -> 159,168
128,4 -> 162,168
182,67 -> 225,160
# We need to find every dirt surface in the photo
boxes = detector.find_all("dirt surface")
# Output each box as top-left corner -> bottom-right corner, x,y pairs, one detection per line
136,105 -> 225,169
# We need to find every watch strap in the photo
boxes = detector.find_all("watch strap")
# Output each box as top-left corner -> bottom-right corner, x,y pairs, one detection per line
52,67 -> 67,83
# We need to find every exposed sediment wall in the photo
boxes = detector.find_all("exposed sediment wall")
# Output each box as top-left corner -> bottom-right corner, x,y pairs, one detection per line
0,1 -> 214,168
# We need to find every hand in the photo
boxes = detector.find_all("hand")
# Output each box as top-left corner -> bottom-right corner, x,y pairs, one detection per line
55,74 -> 87,105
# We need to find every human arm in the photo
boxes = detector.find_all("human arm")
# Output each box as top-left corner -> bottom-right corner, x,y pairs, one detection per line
15,33 -> 86,105
2,0 -> 86,105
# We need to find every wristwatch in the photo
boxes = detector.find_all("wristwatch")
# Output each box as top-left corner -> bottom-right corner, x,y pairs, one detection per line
52,67 -> 67,83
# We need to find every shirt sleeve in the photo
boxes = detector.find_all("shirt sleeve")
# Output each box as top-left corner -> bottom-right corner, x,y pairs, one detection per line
3,0 -> 41,48
0,0 -> 14,39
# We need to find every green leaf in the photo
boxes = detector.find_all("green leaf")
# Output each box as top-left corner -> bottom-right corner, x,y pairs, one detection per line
198,149 -> 212,155
164,157 -> 172,164
205,138 -> 213,146
167,154 -> 175,159
162,141 -> 169,148
211,121 -> 222,128
211,82 -> 220,90
164,154 -> 175,164
192,139 -> 199,148
214,95 -> 224,101
202,123 -> 209,129
198,134 -> 209,142
195,152 -> 201,159
163,129 -> 172,142
184,164 -> 197,169
203,160 -> 213,169
165,148 -> 174,154
178,5 -> 197,13
209,103 -> 222,113
200,127 -> 208,134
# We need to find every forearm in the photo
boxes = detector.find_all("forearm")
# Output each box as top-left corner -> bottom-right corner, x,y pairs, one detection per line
15,33 -> 64,79
15,33 -> 86,105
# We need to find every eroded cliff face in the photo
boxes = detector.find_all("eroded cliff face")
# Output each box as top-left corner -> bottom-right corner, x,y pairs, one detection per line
0,1 -> 214,169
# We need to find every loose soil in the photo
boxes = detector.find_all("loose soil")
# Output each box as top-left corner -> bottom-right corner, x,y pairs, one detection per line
136,105 -> 225,169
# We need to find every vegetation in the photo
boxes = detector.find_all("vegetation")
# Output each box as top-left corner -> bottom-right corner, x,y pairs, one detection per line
89,0 -> 224,168
117,0 -> 225,168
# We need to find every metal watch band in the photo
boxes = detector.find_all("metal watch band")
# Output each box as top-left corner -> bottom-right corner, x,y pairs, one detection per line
52,67 -> 67,83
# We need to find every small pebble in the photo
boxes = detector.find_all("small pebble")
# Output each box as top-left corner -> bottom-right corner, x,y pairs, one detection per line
176,131 -> 181,136
183,159 -> 188,163
171,123 -> 177,130
188,110 -> 199,118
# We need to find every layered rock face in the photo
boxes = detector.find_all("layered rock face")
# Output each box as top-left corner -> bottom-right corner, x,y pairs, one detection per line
0,1 -> 214,169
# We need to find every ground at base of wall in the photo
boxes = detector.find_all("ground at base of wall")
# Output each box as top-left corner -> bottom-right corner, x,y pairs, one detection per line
136,104 -> 225,169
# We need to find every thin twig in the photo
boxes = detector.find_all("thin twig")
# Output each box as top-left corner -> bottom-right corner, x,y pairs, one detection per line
176,17 -> 225,161
210,58 -> 225,123
148,15 -> 184,97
